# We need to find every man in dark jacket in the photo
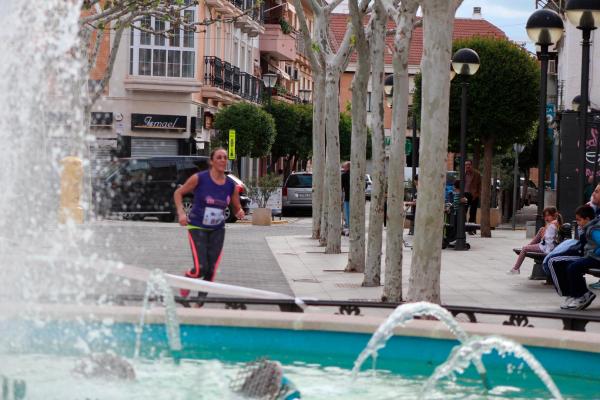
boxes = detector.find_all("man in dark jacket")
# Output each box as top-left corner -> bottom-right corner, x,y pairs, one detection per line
464,160 -> 482,224
341,162 -> 351,232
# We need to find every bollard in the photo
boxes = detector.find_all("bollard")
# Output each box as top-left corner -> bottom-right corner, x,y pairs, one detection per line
58,156 -> 84,224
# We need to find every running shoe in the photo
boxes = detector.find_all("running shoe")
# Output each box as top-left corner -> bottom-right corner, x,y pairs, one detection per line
570,291 -> 597,311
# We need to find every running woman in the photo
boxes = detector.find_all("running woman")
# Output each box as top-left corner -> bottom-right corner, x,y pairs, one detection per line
174,148 -> 245,298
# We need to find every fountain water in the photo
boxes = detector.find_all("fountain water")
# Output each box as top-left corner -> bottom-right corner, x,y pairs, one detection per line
352,302 -> 489,390
421,335 -> 563,400
134,270 -> 182,360
0,2 -> 594,399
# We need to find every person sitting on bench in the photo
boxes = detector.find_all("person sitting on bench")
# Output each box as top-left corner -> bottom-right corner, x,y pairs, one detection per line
509,206 -> 562,275
545,205 -> 600,310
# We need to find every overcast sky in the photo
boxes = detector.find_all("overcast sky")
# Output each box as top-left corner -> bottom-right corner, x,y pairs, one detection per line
334,1 -> 539,50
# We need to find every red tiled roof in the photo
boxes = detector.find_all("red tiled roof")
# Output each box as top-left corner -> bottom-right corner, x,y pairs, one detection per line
329,14 -> 506,65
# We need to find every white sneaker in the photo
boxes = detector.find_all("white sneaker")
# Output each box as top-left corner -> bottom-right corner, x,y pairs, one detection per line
560,297 -> 575,309
570,292 -> 597,311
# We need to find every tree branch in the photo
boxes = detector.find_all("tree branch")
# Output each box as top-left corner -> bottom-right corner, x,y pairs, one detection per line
89,20 -> 127,107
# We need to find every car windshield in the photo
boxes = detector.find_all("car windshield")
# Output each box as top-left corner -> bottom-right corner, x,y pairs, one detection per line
286,174 -> 312,188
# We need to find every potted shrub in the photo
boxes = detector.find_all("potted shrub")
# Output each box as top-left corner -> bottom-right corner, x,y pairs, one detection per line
248,173 -> 282,226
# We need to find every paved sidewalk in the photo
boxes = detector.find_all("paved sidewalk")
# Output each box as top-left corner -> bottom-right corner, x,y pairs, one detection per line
266,228 -> 600,315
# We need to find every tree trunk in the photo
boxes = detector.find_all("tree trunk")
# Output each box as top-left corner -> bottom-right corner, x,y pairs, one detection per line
407,0 -> 455,304
382,0 -> 419,302
345,0 -> 370,273
480,137 -> 494,237
364,0 -> 386,287
324,67 -> 342,254
472,143 -> 481,170
312,71 -> 326,240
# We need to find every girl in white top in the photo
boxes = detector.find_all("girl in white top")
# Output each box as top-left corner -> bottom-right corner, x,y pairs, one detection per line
509,207 -> 562,274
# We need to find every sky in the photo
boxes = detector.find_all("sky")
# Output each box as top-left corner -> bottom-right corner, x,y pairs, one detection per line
334,0 -> 540,51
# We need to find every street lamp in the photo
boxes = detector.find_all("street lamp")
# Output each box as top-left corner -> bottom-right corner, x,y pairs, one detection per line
451,47 -> 480,251
526,8 -> 564,231
262,72 -> 278,110
565,0 -> 600,206
299,89 -> 312,104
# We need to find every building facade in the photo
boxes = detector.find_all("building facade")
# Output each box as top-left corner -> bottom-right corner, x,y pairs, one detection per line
89,0 -> 265,179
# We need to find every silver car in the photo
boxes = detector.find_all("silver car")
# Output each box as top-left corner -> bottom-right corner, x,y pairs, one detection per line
282,172 -> 312,215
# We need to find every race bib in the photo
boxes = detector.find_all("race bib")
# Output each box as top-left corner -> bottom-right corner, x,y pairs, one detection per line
202,206 -> 224,226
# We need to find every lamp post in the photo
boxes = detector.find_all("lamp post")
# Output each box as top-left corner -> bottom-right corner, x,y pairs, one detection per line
451,48 -> 480,251
299,89 -> 312,104
565,0 -> 600,206
262,72 -> 278,111
526,8 -> 564,231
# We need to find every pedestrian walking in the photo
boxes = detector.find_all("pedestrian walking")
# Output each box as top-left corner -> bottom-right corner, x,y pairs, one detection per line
341,161 -> 351,235
173,148 -> 245,299
463,160 -> 482,225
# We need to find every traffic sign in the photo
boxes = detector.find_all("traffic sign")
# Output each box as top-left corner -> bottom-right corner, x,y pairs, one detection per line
228,129 -> 236,160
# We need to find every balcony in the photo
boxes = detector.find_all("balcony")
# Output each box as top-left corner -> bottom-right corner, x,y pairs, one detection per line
260,24 -> 296,61
205,0 -> 265,36
265,86 -> 300,104
204,56 -> 261,103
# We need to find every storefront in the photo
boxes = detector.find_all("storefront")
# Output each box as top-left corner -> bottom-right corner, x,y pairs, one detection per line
129,113 -> 187,157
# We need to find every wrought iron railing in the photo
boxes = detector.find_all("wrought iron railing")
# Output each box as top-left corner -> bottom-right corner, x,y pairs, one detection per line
111,295 -> 600,333
204,56 -> 261,103
227,0 -> 264,23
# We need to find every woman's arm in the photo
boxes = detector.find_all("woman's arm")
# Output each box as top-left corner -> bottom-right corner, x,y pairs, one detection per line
173,174 -> 198,226
231,187 -> 245,220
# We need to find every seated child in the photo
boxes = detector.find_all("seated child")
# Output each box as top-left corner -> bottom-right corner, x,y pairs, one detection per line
509,206 -> 562,275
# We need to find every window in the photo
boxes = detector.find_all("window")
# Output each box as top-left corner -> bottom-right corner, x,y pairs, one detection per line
154,20 -> 165,46
152,49 -> 166,76
285,174 -> 312,188
140,16 -> 152,45
182,51 -> 194,78
148,161 -> 177,181
168,50 -> 181,77
139,49 -> 152,75
183,10 -> 194,47
129,9 -> 196,78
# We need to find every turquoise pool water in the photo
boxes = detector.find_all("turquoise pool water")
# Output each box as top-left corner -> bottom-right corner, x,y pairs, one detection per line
1,320 -> 599,399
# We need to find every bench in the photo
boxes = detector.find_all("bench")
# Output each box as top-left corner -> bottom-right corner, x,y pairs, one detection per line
271,208 -> 282,221
513,223 -> 573,281
589,268 -> 600,278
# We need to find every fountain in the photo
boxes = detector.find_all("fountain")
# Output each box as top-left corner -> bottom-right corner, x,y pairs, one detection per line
1,1 -> 600,399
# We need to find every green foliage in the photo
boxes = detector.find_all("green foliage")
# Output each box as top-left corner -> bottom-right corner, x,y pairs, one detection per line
247,173 -> 282,208
338,111 -> 372,161
279,18 -> 293,34
413,36 -> 539,154
268,101 -> 312,160
213,103 -> 276,158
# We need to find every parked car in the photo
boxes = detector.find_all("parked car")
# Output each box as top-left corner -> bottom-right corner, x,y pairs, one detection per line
282,172 -> 312,215
365,174 -> 373,200
97,156 -> 250,222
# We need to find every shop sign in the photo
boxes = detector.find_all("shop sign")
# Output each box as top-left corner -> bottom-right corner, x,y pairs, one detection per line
131,113 -> 186,131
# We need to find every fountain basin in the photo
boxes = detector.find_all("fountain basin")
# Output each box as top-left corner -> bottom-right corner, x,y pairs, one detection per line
1,304 -> 599,399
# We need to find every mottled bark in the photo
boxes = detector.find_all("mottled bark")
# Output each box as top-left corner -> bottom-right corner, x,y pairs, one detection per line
480,137 -> 494,237
381,0 -> 419,302
324,68 -> 343,253
407,0 -> 456,304
312,73 -> 326,239
363,0 -> 386,287
345,0 -> 370,273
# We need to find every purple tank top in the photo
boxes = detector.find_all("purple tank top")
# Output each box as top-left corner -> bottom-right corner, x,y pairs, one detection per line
188,170 -> 236,229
